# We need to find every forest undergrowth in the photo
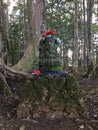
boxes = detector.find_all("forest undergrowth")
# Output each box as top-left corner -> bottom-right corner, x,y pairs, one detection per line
0,74 -> 98,130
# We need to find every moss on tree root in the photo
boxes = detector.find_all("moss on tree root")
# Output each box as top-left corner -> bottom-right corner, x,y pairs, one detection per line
17,74 -> 84,118
0,72 -> 13,95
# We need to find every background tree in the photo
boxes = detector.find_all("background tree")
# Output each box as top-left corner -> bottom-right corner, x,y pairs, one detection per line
0,0 -> 8,61
73,0 -> 79,71
82,0 -> 87,69
85,0 -> 94,77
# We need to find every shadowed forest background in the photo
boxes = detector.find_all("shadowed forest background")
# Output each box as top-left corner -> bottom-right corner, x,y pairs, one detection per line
0,0 -> 98,130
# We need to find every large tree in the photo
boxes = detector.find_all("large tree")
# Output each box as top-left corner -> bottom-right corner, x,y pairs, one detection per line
0,0 -> 44,93
12,0 -> 44,72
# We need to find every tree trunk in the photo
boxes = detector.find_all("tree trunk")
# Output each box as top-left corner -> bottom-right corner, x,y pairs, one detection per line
22,0 -> 28,51
83,0 -> 87,69
0,0 -> 7,60
0,57 -> 32,96
73,0 -> 79,71
0,72 -> 12,95
12,0 -> 44,72
84,0 -> 94,78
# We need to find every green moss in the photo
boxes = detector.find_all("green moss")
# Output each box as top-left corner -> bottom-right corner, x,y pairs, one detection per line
21,80 -> 34,100
51,67 -> 63,71
15,50 -> 37,73
52,92 -> 65,109
0,73 -> 12,95
21,74 -> 83,115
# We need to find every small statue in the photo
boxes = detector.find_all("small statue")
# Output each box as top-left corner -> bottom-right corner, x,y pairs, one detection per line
39,30 -> 63,72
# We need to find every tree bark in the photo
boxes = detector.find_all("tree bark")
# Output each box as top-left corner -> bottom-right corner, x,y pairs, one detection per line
85,0 -> 94,77
73,0 -> 79,71
83,0 -> 87,68
0,57 -> 33,95
0,72 -> 12,95
12,0 -> 44,72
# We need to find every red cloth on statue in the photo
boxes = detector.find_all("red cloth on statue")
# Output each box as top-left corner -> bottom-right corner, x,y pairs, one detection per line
34,70 -> 41,75
43,30 -> 56,37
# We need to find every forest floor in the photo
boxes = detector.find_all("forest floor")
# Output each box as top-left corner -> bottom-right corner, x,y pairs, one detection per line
0,75 -> 98,130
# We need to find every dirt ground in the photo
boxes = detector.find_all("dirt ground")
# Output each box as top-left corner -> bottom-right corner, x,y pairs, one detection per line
0,76 -> 98,130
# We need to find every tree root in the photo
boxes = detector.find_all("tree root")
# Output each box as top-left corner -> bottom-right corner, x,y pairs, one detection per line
0,72 -> 13,95
79,119 -> 98,123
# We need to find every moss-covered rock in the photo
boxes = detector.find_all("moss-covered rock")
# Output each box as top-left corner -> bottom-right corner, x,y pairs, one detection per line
17,74 -> 84,118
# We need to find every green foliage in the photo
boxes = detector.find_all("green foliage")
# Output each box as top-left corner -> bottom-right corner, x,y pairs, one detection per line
46,0 -> 74,50
8,0 -> 24,65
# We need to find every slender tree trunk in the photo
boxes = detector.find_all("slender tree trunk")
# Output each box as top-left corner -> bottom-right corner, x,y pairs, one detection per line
85,0 -> 94,77
83,0 -> 87,69
40,0 -> 47,33
0,33 -> 3,58
96,1 -> 98,65
0,0 -> 7,60
73,0 -> 79,71
94,1 -> 98,76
